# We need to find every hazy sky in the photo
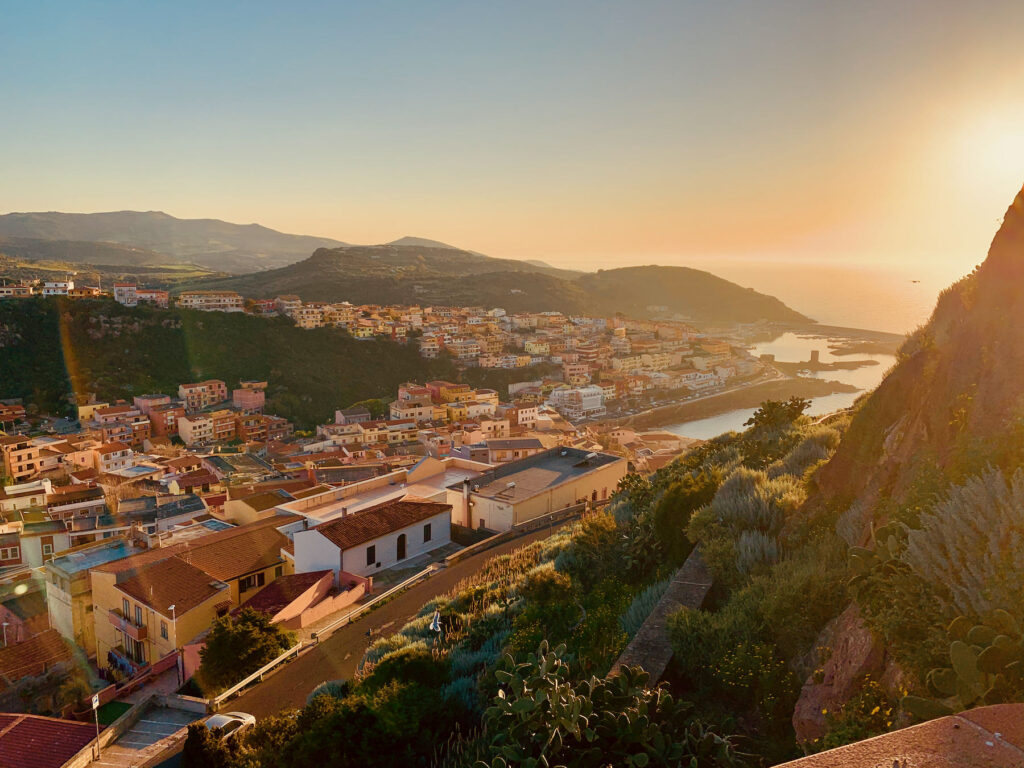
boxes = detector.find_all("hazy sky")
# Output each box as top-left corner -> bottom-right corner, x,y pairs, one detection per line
3,1 -> 1024,283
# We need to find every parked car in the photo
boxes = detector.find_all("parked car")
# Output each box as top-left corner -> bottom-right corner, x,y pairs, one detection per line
203,712 -> 256,738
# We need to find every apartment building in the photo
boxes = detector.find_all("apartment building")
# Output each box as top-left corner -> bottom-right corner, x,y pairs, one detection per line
178,380 -> 227,411
41,280 -> 74,296
177,414 -> 213,446
137,289 -> 170,308
177,291 -> 244,312
0,436 -> 40,482
93,442 -> 133,473
547,385 -> 606,421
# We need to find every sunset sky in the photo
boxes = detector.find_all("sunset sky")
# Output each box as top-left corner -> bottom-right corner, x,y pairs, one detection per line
3,1 -> 1024,286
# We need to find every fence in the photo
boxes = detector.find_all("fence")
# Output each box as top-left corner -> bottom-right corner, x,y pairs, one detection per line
208,641 -> 304,709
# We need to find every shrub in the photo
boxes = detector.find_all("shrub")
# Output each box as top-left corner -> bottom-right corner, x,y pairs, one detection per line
360,644 -> 448,693
306,679 -> 350,706
735,530 -> 778,575
619,579 -> 670,639
902,467 -> 1024,616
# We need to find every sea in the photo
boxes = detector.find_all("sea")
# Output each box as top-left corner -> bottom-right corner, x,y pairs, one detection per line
654,261 -> 958,440
661,332 -> 898,439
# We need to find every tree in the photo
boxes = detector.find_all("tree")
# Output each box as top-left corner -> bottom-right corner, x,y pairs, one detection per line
182,722 -> 246,768
198,608 -> 295,693
743,397 -> 811,431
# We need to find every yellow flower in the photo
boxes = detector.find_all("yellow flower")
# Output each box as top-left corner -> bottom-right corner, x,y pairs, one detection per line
821,708 -> 828,715
870,706 -> 880,715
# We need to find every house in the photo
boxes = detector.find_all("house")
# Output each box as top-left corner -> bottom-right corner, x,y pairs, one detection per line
0,480 -> 52,514
448,447 -> 628,531
93,442 -> 133,473
484,438 -> 545,464
293,497 -> 452,578
91,516 -> 299,672
46,484 -> 106,520
0,714 -> 96,766
334,407 -> 372,425
238,569 -> 370,630
113,283 -> 138,306
137,288 -> 170,307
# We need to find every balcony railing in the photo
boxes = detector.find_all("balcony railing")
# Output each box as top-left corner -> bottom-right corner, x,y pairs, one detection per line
108,608 -> 148,641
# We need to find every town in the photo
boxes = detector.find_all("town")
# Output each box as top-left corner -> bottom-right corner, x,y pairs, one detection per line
0,280 -> 775,762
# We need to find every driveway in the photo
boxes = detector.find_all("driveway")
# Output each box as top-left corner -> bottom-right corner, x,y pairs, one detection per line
228,523 -> 565,718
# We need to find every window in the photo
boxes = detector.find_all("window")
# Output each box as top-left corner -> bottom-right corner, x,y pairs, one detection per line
135,605 -> 143,626
160,621 -> 168,640
423,523 -> 431,543
0,547 -> 19,561
366,545 -> 376,566
274,566 -> 283,578
240,572 -> 266,592
42,543 -> 53,556
122,598 -> 130,617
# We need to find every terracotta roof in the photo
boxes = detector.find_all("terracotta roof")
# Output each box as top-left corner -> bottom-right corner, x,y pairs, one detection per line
234,490 -> 291,513
313,497 -> 451,551
95,442 -> 129,455
0,629 -> 73,684
0,713 -> 96,768
117,556 -> 227,616
778,703 -> 1024,768
182,523 -> 290,581
240,570 -> 331,616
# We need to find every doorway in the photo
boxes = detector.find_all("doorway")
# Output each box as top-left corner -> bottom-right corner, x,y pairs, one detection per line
397,533 -> 406,560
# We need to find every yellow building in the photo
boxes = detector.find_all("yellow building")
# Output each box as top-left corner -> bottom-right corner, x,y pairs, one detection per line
447,447 -> 628,531
90,516 -> 298,671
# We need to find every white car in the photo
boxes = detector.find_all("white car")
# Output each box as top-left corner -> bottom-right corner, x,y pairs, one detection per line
203,712 -> 256,738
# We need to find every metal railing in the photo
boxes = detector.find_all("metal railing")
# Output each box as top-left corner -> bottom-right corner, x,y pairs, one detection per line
311,564 -> 437,641
208,641 -> 303,709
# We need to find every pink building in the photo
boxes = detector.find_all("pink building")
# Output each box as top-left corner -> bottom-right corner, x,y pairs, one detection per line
232,387 -> 265,413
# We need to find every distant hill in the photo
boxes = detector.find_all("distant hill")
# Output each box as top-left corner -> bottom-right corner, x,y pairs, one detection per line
0,211 -> 347,273
0,236 -> 177,268
184,245 -> 809,324
387,236 -> 462,249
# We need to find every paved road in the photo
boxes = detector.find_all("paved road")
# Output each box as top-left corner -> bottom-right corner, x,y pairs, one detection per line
228,524 -> 564,718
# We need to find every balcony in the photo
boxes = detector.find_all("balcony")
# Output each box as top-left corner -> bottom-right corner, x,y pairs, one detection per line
108,608 -> 148,641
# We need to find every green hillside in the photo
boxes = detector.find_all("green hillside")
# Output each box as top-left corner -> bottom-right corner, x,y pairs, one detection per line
0,298 -> 543,428
183,245 -> 809,324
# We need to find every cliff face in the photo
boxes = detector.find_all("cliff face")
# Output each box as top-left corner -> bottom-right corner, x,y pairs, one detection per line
811,184 -> 1024,518
792,183 -> 1024,742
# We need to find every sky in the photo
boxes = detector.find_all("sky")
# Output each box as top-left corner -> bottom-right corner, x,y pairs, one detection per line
3,1 -> 1024,289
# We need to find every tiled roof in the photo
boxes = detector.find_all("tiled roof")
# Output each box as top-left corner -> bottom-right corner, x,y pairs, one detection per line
240,570 -> 330,616
183,523 -> 290,581
778,703 -> 1024,768
314,497 -> 451,551
96,442 -> 129,455
117,555 -> 227,615
235,490 -> 291,513
0,629 -> 73,684
0,713 -> 96,768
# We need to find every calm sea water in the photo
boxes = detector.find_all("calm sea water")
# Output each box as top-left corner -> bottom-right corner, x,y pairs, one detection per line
662,331 -> 898,440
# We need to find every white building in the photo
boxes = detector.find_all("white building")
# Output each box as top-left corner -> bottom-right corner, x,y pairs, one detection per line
42,280 -> 74,296
113,284 -> 138,306
547,385 -> 606,420
293,497 -> 452,578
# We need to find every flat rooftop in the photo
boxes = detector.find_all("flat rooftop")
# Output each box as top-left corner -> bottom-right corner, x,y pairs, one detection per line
48,540 -> 141,575
279,461 -> 485,524
458,447 -> 624,504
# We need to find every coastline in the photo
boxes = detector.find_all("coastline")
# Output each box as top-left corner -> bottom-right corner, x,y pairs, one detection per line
599,376 -> 859,432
